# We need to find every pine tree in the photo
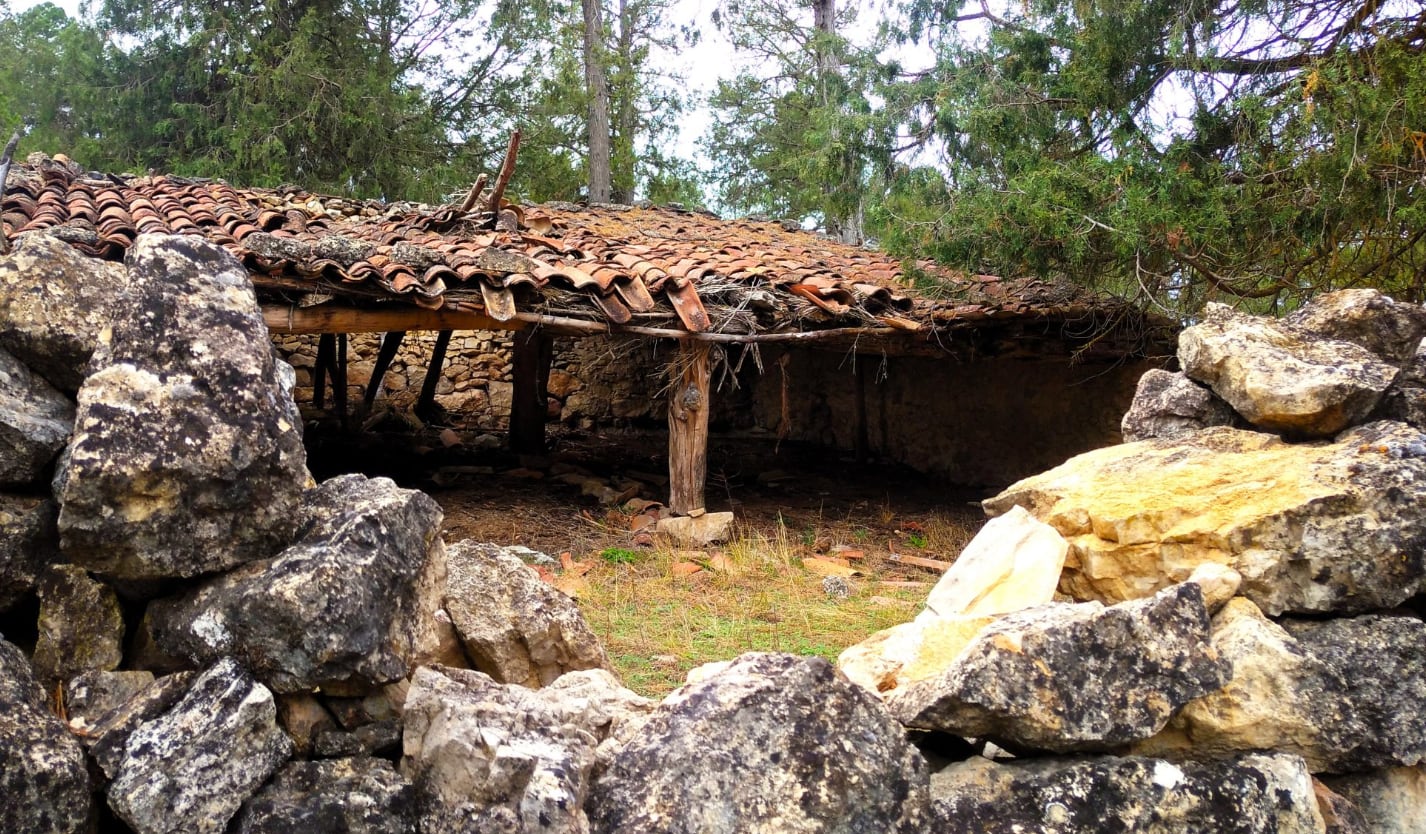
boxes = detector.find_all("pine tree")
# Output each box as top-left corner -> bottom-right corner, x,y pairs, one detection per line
702,1 -> 892,240
876,0 -> 1426,311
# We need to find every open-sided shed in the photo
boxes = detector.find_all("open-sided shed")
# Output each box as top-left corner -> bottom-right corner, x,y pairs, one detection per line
1,153 -> 1175,511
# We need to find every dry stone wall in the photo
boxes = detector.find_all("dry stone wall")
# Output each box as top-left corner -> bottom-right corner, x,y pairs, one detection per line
9,230 -> 1426,833
840,287 -> 1426,833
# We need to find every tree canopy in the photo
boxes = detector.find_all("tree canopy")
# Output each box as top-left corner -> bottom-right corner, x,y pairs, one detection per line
872,0 -> 1426,311
2,0 -> 1422,314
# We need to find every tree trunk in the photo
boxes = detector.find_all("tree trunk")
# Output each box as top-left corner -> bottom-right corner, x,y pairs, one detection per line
810,0 -> 863,245
583,0 -> 613,203
611,0 -> 637,204
812,0 -> 836,76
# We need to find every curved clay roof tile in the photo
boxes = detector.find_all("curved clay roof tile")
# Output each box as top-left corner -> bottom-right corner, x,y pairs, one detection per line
613,274 -> 656,312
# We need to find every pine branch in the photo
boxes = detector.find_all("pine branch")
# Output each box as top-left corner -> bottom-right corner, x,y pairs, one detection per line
459,173 -> 488,213
486,129 -> 522,217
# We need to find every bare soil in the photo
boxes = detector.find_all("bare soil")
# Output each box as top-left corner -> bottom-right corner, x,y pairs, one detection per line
306,424 -> 989,560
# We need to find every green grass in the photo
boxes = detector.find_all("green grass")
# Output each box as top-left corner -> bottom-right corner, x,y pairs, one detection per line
575,524 -> 939,697
598,546 -> 643,565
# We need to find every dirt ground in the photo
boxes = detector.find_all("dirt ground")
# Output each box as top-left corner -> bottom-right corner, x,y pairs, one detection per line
306,423 -> 991,564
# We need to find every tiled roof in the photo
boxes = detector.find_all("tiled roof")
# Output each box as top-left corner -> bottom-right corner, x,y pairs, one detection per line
2,154 -> 1161,352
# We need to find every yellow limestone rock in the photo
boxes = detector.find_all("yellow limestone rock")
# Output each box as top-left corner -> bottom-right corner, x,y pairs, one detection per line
839,507 -> 1065,698
922,505 -> 1068,619
1131,598 -> 1323,765
1186,562 -> 1242,613
838,615 -> 999,697
983,422 -> 1426,615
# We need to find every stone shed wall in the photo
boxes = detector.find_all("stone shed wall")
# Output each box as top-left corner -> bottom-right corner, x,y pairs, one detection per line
273,330 -> 1149,486
749,347 -> 1152,486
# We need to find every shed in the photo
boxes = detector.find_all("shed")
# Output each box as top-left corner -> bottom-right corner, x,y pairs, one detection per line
1,153 -> 1175,512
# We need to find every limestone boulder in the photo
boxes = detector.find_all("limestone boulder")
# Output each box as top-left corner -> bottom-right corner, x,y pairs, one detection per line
1285,288 -> 1426,363
1314,780 -> 1372,834
55,235 -> 308,580
149,474 -> 456,694
1374,341 -> 1426,428
932,753 -> 1325,833
985,420 -> 1426,615
62,669 -> 155,735
0,639 -> 92,833
401,665 -> 653,833
923,505 -> 1067,618
444,539 -> 611,688
232,758 -> 418,834
656,510 -> 735,545
586,652 -> 933,834
1121,368 -> 1239,442
0,492 -> 58,610
106,658 -> 292,834
80,671 -> 195,779
0,231 -> 137,393
1133,599 -> 1426,773
838,613 -> 999,699
838,506 -> 1064,698
0,346 -> 73,485
313,720 -> 402,758
1178,302 -> 1398,437
274,694 -> 339,756
1323,766 -> 1426,834
32,564 -> 124,684
890,582 -> 1228,753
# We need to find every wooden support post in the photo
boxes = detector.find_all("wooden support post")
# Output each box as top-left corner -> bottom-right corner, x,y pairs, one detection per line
416,330 -> 453,422
365,331 -> 407,407
313,333 -> 336,410
508,329 -> 554,455
333,333 -> 348,430
667,340 -> 711,515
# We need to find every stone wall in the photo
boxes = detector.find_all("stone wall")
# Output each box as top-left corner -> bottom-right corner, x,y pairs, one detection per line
749,348 -> 1150,486
274,331 -> 1146,486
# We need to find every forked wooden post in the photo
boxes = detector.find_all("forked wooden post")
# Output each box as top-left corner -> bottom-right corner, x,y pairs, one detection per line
415,330 -> 453,421
509,329 -> 554,454
667,340 -> 711,514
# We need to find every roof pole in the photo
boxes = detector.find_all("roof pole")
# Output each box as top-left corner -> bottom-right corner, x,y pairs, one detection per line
415,330 -> 453,423
667,339 -> 711,515
509,328 -> 554,455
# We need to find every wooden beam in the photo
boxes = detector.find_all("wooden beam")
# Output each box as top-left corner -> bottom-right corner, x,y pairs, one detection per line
364,331 -> 407,407
313,333 -> 336,410
264,304 -> 518,335
509,329 -> 554,455
667,340 -> 711,515
261,302 -> 906,346
416,330 -> 453,421
334,333 -> 348,429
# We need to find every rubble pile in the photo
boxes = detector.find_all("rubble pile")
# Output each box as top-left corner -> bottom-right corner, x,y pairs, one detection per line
3,227 -> 1424,833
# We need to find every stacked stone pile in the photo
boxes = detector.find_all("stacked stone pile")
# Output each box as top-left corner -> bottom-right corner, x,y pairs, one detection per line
5,223 -> 1425,833
0,232 -> 925,833
841,288 -> 1426,832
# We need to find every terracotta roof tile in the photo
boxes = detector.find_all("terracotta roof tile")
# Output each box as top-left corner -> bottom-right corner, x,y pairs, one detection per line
1,157 -> 1159,349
